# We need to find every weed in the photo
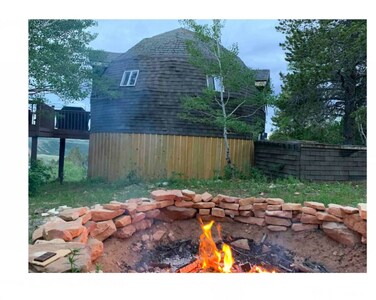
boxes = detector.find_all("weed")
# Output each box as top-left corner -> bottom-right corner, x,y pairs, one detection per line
67,248 -> 81,273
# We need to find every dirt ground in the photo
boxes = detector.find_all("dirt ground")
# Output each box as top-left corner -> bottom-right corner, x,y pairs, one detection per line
94,219 -> 367,273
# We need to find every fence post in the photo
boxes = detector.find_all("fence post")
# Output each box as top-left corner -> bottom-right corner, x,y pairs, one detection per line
58,138 -> 66,184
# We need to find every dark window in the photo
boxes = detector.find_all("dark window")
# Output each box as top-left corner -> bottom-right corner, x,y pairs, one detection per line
120,70 -> 139,86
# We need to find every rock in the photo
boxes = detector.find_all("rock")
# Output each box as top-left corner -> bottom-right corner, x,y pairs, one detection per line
91,209 -> 125,222
218,194 -> 239,203
181,189 -> 196,199
114,224 -> 136,239
121,202 -> 138,214
152,230 -> 166,241
201,192 -> 213,202
193,202 -> 215,209
343,213 -> 367,237
253,210 -> 265,218
175,200 -> 195,208
72,227 -> 89,244
357,203 -> 367,220
133,219 -> 153,231
81,211 -> 92,224
42,218 -> 84,241
302,207 -> 317,216
231,239 -> 250,250
155,206 -> 197,222
150,190 -> 177,201
252,203 -> 268,210
199,209 -> 210,215
32,217 -> 66,242
126,198 -> 143,204
198,215 -> 234,223
304,201 -> 325,211
34,238 -> 66,245
291,213 -> 302,223
266,198 -> 284,205
322,222 -> 361,246
90,220 -> 116,242
282,203 -> 302,211
265,216 -> 292,227
47,208 -> 60,216
29,242 -> 91,273
218,202 -> 239,210
266,205 -> 282,211
91,204 -> 103,210
87,238 -> 104,261
265,210 -> 292,219
142,234 -> 150,241
238,198 -> 253,206
211,207 -> 225,218
361,236 -> 367,244
41,213 -> 49,217
234,216 -> 266,226
267,225 -> 288,232
84,221 -> 97,235
251,197 -> 267,204
300,214 -> 323,225
156,200 -> 175,208
224,209 -> 239,216
239,210 -> 253,217
136,202 -> 158,212
316,212 -> 343,222
327,204 -> 344,218
132,212 -> 146,223
114,215 -> 132,228
193,194 -> 202,203
145,209 -> 161,219
103,203 -> 122,210
239,204 -> 253,211
340,206 -> 359,214
291,223 -> 319,232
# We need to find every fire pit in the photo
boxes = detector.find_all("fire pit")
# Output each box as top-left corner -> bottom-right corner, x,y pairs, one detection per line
29,189 -> 367,273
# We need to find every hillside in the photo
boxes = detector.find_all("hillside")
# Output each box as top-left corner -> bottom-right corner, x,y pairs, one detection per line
28,138 -> 89,157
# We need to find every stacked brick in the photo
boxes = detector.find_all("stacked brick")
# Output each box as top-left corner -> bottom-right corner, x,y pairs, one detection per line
30,189 -> 367,268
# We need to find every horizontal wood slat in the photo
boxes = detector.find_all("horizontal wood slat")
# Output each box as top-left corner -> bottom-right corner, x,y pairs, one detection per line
88,133 -> 254,180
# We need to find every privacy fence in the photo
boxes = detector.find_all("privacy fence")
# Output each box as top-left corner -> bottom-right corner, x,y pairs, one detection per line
254,141 -> 366,181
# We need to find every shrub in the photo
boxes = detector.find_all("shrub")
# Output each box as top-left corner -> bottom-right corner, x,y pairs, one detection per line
29,159 -> 53,196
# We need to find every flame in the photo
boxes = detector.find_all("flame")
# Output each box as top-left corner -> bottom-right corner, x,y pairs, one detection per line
197,219 -> 275,273
198,220 -> 234,273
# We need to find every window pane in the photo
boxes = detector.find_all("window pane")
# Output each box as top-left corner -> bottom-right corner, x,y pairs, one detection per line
207,76 -> 214,90
121,71 -> 130,86
214,76 -> 223,92
128,71 -> 138,86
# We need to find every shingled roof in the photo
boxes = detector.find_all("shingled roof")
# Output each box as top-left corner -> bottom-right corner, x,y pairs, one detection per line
91,28 -> 267,138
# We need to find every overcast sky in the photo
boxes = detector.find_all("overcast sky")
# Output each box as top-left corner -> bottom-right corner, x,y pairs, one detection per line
49,19 -> 288,134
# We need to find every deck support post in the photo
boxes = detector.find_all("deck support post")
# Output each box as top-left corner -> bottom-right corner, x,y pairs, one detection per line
58,138 -> 66,184
31,137 -> 38,162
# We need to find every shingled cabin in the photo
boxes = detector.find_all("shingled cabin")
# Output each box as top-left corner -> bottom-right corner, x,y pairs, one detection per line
88,28 -> 270,180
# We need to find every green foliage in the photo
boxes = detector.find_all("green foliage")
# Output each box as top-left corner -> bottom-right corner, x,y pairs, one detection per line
274,19 -> 366,145
28,159 -> 53,196
67,248 -> 81,273
29,19 -> 98,103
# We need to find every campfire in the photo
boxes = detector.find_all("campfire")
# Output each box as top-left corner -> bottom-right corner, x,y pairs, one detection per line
176,219 -> 275,273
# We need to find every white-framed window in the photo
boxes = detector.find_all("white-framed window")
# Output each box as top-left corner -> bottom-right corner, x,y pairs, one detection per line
120,70 -> 139,86
206,75 -> 224,92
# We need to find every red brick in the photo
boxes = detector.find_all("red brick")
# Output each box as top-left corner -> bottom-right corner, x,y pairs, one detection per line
155,206 -> 197,222
253,203 -> 268,210
199,209 -> 210,215
340,206 -> 359,214
282,203 -> 302,211
300,214 -> 322,225
239,204 -> 253,211
265,210 -> 292,219
211,207 -> 225,218
267,225 -> 288,232
136,202 -> 158,212
150,190 -> 177,201
193,194 -> 203,203
266,205 -> 282,211
265,216 -> 291,227
238,198 -> 253,206
181,189 -> 196,199
234,216 -> 266,226
218,194 -> 239,203
193,202 -> 215,209
114,215 -> 132,228
155,200 -> 174,208
224,209 -> 239,216
201,192 -> 213,202
175,200 -> 194,208
291,223 -> 318,232
304,201 -> 325,211
266,198 -> 284,205
316,212 -> 343,222
302,207 -> 317,216
145,209 -> 160,219
218,202 -> 239,210
327,204 -> 344,218
91,209 -> 125,222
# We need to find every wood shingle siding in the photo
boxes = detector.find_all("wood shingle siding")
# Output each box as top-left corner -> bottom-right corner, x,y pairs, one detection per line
88,133 -> 254,180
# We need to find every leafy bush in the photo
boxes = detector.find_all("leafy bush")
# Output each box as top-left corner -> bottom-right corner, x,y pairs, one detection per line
29,159 -> 53,196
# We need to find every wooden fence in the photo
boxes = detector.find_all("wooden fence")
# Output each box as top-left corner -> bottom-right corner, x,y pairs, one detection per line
88,133 -> 254,180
